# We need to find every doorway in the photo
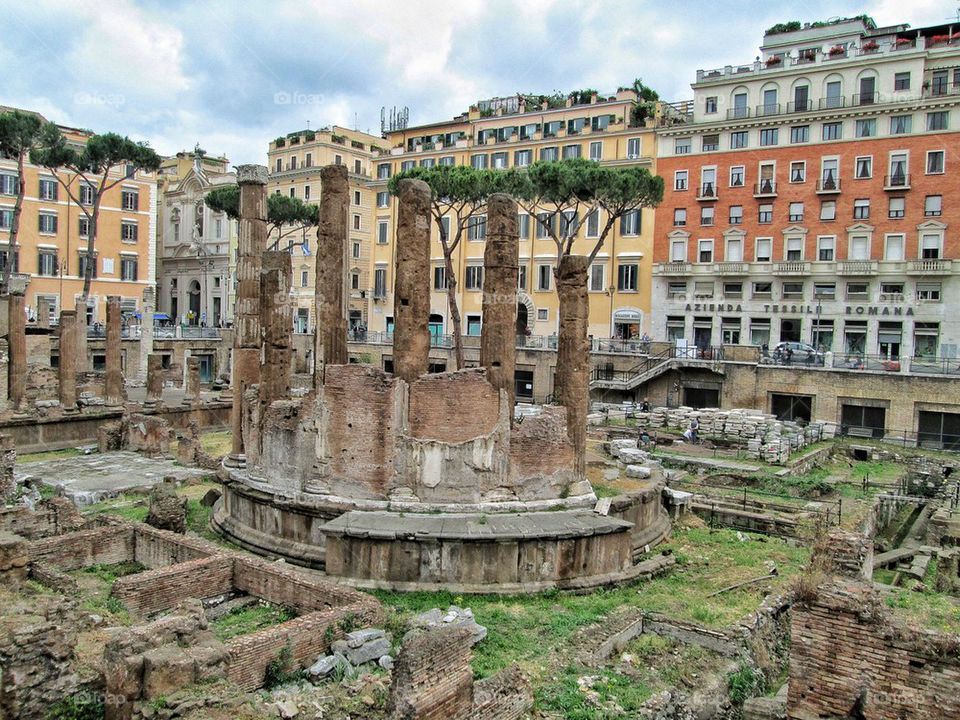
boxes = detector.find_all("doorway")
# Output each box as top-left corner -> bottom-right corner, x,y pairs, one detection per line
779,318 -> 801,342
187,280 -> 201,326
840,404 -> 886,438
771,393 -> 812,422
918,411 -> 960,451
683,387 -> 719,409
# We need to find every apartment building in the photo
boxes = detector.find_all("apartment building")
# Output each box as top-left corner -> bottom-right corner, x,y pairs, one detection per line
156,149 -> 237,327
368,89 -> 663,341
652,18 -> 960,364
267,126 -> 382,333
0,110 -> 157,323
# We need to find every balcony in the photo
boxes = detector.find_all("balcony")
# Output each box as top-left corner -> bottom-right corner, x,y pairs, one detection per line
786,100 -> 812,113
837,260 -> 878,276
773,261 -> 810,275
923,84 -> 960,100
755,103 -> 781,117
853,92 -> 880,107
657,261 -> 692,276
696,183 -> 718,201
815,176 -> 841,194
818,97 -> 846,110
907,259 -> 951,275
883,174 -> 911,191
714,262 -> 748,275
753,180 -> 777,198
726,107 -> 750,120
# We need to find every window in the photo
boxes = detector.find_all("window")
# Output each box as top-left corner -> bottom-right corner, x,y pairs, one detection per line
855,156 -> 872,179
0,174 -> 19,195
752,281 -> 772,298
813,282 -> 836,299
790,161 -> 805,183
79,184 -> 93,205
121,221 -> 138,242
932,69 -> 949,96
888,197 -> 905,219
702,134 -> 719,152
884,234 -> 904,261
700,206 -> 714,226
377,191 -> 390,208
917,282 -> 941,302
39,179 -> 57,201
674,138 -> 691,154
300,270 -> 309,288
890,115 -> 912,134
561,210 -> 580,238
589,264 -> 605,292
79,217 -> 89,237
567,117 -> 586,135
400,160 -> 414,171
846,282 -> 868,299
617,264 -> 638,291
352,214 -> 361,231
730,131 -> 748,149
351,190 -> 360,206
790,125 -> 809,144
853,199 -> 870,220
817,236 -> 835,261
431,265 -> 447,291
440,216 -> 451,239
927,111 -> 948,131
544,120 -> 562,138
275,158 -> 282,173
514,149 -> 532,167
626,138 -> 641,158
377,163 -> 391,179
374,267 -> 387,298
620,209 -> 640,235
700,167 -> 716,197
471,154 -> 488,169
668,282 -> 687,299
517,265 -> 527,290
303,186 -> 311,201
467,215 -> 487,241
351,273 -> 360,291
78,252 -> 97,279
673,208 -> 687,226
926,151 -> 945,174
693,281 -> 714,298
729,166 -> 744,187
535,212 -> 555,239
821,158 -> 838,190
698,239 -> 713,263
880,282 -> 904,297
120,256 -> 138,281
289,187 -> 296,198
377,220 -> 389,244
789,202 -> 804,222
539,147 -> 558,162
705,96 -> 718,114
420,158 -> 435,169
464,265 -> 483,290
589,141 -> 603,161
785,237 -> 803,261
38,213 -> 57,234
670,238 -> 686,262
855,119 -> 876,138
439,156 -> 455,166
822,122 -> 842,141
122,189 -> 138,210
729,205 -> 743,224
352,241 -> 361,259
888,153 -> 908,185
0,208 -> 9,230
894,72 -> 910,91
537,264 -> 552,291
925,195 -> 942,217
921,233 -> 942,259
849,235 -> 870,260
732,92 -> 748,117
674,170 -> 688,191
755,238 -> 772,262
0,247 -> 18,273
586,209 -> 599,237
38,251 -> 57,276
782,282 -> 804,298
725,237 -> 743,261
820,201 -> 836,221
518,214 -> 530,238
591,115 -> 612,132
758,204 -> 773,224
759,128 -> 778,146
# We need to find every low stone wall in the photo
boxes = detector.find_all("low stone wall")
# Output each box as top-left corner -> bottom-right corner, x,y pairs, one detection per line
0,530 -> 29,590
112,556 -> 235,615
233,555 -> 373,613
0,497 -> 87,539
132,523 -> 221,569
28,524 -> 136,570
607,484 -> 672,557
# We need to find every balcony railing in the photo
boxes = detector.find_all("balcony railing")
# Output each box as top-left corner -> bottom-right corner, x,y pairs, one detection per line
907,259 -> 951,274
773,261 -> 810,275
658,261 -> 693,275
753,180 -> 777,197
697,183 -> 718,201
836,260 -> 877,275
726,107 -> 750,120
714,262 -> 748,275
786,100 -> 812,113
816,177 -> 841,194
755,103 -> 781,117
853,91 -> 880,106
818,97 -> 846,110
883,174 -> 911,190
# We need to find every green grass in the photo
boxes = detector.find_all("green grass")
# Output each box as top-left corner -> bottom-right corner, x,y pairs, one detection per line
212,603 -> 297,641
885,588 -> 960,633
81,561 -> 145,583
84,496 -> 149,523
591,483 -> 621,499
17,447 -> 84,464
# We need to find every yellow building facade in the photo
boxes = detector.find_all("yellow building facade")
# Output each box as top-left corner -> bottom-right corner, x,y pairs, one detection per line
0,113 -> 157,324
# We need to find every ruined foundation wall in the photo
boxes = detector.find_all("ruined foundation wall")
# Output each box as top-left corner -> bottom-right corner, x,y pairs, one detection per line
407,370 -> 500,443
111,556 -> 235,616
259,251 -> 293,409
257,398 -> 315,493
508,404 -> 582,498
387,626 -> 474,720
28,525 -> 136,570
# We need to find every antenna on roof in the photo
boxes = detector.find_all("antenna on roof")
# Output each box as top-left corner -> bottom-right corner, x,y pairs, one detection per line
380,106 -> 409,134
306,120 -> 311,130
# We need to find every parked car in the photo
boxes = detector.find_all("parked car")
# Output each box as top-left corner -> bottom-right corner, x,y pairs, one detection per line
770,341 -> 824,365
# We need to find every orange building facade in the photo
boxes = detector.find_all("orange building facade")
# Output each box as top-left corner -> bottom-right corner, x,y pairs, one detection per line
652,18 -> 960,363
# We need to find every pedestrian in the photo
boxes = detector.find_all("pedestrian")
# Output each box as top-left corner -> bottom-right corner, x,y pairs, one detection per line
689,416 -> 699,444
639,397 -> 650,413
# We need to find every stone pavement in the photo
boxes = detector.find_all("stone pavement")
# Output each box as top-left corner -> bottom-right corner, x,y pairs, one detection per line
15,450 -> 211,505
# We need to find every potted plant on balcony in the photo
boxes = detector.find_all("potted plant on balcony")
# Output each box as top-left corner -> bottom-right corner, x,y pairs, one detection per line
828,45 -> 846,57
894,38 -> 913,48
765,56 -> 783,67
930,34 -> 949,46
799,49 -> 816,62
861,40 -> 879,52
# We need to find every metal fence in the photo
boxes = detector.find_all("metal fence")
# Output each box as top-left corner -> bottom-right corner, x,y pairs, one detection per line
836,426 -> 960,452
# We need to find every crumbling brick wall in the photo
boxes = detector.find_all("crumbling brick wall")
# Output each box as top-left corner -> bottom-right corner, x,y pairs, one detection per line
125,412 -> 172,456
111,556 -> 235,615
0,530 -> 29,590
407,370 -> 500,443
132,523 -> 220,568
0,497 -> 87,539
232,555 -> 377,613
28,525 -> 136,570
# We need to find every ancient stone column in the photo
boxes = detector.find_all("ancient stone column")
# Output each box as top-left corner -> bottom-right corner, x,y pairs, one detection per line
58,310 -> 77,411
183,356 -> 201,406
145,353 -> 163,408
313,164 -> 349,387
36,297 -> 50,329
105,295 -> 124,406
555,255 -> 590,477
75,296 -> 88,374
0,434 -> 15,502
393,178 -> 431,385
138,287 -> 155,382
260,251 -> 293,409
480,193 -> 519,410
7,291 -> 26,411
229,165 -> 268,459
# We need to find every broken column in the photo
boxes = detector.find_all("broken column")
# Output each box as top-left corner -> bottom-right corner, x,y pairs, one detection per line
183,356 -> 201,406
313,164 -> 349,387
480,193 -> 519,411
58,309 -> 77,411
260,251 -> 293,408
393,178 -> 431,385
145,353 -> 163,408
138,287 -> 155,382
74,297 -> 88,374
0,434 -> 15,502
36,297 -> 50,329
105,295 -> 124,406
555,255 -> 590,477
229,165 -> 268,460
7,291 -> 25,410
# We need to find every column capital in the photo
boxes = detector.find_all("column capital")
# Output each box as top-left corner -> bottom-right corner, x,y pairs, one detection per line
237,164 -> 268,185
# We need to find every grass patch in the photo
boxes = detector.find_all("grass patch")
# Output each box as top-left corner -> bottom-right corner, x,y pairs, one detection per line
591,483 -> 621,499
885,588 -> 960,633
211,602 -> 297,641
201,430 -> 233,457
81,561 -> 145,583
84,496 -> 149,523
17,447 -> 85,464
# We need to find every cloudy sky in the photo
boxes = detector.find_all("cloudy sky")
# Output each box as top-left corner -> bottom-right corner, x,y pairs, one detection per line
2,0 -> 953,165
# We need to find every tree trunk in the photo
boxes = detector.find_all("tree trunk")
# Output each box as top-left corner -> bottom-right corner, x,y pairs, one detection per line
82,199 -> 100,300
445,251 -> 465,369
2,153 -> 26,294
